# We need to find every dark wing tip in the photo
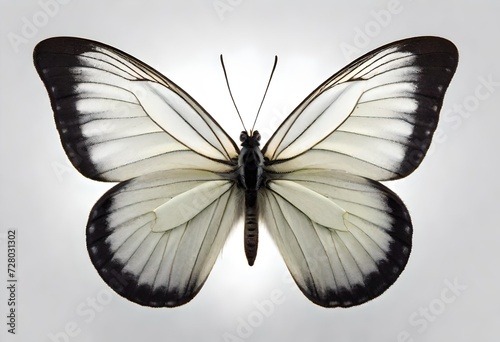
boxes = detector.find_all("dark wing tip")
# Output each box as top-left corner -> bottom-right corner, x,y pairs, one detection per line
34,37 -> 94,70
393,37 -> 458,178
33,37 -> 103,180
403,36 -> 459,75
34,36 -> 103,54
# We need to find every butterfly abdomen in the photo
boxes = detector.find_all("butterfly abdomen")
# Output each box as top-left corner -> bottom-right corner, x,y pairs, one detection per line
244,190 -> 259,266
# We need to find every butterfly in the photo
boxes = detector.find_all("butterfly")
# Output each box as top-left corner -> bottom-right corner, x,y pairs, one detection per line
34,36 -> 458,308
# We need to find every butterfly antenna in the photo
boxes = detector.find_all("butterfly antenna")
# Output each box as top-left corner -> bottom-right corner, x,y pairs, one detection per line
220,55 -> 247,132
251,55 -> 278,133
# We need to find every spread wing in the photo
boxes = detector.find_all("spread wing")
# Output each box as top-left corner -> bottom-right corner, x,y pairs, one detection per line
87,169 -> 243,307
262,36 -> 458,180
34,37 -> 239,181
261,170 -> 412,307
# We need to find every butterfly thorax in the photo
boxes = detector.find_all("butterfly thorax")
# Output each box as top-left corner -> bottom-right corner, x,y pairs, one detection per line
238,131 -> 264,190
238,131 -> 265,266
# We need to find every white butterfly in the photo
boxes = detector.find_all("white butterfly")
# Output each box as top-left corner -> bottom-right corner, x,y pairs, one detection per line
34,36 -> 458,307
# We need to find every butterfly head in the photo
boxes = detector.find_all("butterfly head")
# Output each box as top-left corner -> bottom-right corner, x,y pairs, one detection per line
240,130 -> 261,147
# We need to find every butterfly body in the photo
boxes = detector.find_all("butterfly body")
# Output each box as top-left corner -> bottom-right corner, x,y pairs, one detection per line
34,36 -> 458,307
237,130 -> 265,266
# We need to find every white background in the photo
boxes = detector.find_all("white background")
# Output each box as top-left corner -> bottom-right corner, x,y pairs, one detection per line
1,0 -> 499,341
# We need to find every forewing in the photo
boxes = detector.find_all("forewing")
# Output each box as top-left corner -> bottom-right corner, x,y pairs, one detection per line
34,37 -> 239,181
263,36 -> 458,180
261,170 -> 412,307
86,169 -> 243,307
